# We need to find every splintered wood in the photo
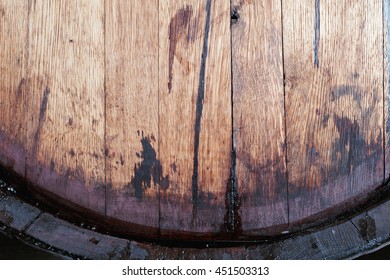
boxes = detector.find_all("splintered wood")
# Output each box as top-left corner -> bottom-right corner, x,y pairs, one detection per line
0,0 -> 386,238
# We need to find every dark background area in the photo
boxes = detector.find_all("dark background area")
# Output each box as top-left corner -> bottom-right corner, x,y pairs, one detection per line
0,231 -> 61,260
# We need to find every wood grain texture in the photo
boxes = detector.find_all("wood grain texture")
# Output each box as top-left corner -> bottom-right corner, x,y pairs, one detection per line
159,0 -> 231,234
0,0 -> 28,176
232,0 -> 287,234
284,0 -> 384,223
385,0 -> 390,178
105,0 -> 159,229
26,0 -> 105,212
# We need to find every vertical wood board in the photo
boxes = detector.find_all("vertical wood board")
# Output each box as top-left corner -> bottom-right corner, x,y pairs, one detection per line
105,0 -> 160,229
26,0 -> 106,212
159,0 -> 231,234
0,0 -> 28,176
232,0 -> 288,234
284,0 -> 384,223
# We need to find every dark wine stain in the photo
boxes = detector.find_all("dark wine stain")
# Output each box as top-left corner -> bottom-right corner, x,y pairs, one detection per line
170,162 -> 177,173
197,190 -> 218,208
307,145 -> 320,165
120,154 -> 125,166
127,132 -> 169,199
69,149 -> 75,157
32,86 -> 50,157
223,146 -> 242,235
237,152 -> 288,205
322,113 -> 329,127
330,85 -> 362,103
332,116 -> 369,175
168,5 -> 193,93
289,85 -> 382,189
357,215 -> 376,240
67,117 -> 73,127
16,78 -> 25,98
192,0 -> 212,222
91,152 -> 100,160
314,0 -> 320,68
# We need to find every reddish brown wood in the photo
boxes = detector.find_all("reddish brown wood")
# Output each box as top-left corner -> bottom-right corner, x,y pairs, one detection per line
0,0 -> 28,176
105,0 -> 160,231
283,0 -> 384,223
232,0 -> 288,235
26,0 -> 106,212
0,0 -> 388,241
158,0 -> 232,235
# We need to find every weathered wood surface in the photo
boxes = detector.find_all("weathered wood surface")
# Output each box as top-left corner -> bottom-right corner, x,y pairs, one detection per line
385,0 -> 390,179
232,0 -> 287,235
105,0 -> 159,230
26,0 -> 106,212
158,0 -> 231,235
0,0 -> 28,176
283,0 -> 384,223
0,0 -> 388,239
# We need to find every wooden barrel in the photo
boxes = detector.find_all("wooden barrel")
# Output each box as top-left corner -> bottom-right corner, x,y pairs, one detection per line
0,0 -> 388,240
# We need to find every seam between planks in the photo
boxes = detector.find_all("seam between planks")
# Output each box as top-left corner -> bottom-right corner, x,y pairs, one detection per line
224,0 -> 241,234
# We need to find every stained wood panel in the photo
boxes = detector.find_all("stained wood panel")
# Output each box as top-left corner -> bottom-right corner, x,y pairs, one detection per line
0,0 -> 28,176
105,0 -> 159,230
26,0 -> 105,212
283,0 -> 384,223
385,0 -> 390,178
159,0 -> 231,234
232,0 -> 287,234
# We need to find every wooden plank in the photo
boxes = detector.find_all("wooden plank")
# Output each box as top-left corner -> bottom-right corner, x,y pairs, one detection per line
0,196 -> 41,231
385,0 -> 390,178
25,213 -> 129,260
284,0 -> 384,223
159,0 -> 231,234
0,0 -> 28,175
232,0 -> 287,234
105,0 -> 159,230
274,221 -> 365,260
26,0 -> 105,212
